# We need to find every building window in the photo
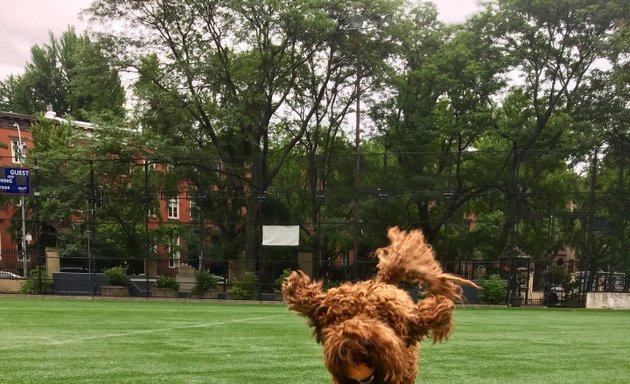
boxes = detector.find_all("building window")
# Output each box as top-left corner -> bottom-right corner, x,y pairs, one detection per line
169,238 -> 181,268
168,197 -> 179,219
143,158 -> 156,170
189,198 -> 197,222
11,139 -> 26,164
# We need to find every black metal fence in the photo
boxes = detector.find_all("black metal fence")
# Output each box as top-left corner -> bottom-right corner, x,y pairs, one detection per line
1,252 -> 628,307
0,150 -> 627,306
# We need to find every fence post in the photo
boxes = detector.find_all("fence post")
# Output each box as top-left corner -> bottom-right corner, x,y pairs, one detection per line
144,160 -> 151,298
33,159 -> 42,293
88,160 -> 98,296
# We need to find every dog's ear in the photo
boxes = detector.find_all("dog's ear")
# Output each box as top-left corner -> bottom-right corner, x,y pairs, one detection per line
282,270 -> 324,323
406,273 -> 475,343
408,294 -> 456,343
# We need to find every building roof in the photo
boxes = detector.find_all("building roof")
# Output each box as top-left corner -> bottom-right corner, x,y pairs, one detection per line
0,111 -> 34,131
43,109 -> 97,137
0,109 -> 99,137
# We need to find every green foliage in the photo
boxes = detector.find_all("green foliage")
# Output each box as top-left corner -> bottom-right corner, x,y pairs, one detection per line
192,270 -> 217,294
0,27 -> 125,121
86,0 -> 402,263
154,275 -> 180,291
103,266 -> 128,287
479,274 -> 507,305
27,115 -> 158,272
274,269 -> 292,290
231,272 -> 259,300
549,264 -> 570,287
19,267 -> 53,294
4,0 -> 625,281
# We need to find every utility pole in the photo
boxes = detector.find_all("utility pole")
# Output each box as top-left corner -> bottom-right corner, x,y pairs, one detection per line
14,123 -> 28,277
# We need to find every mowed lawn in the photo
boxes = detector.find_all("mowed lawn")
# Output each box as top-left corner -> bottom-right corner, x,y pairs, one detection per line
0,298 -> 629,384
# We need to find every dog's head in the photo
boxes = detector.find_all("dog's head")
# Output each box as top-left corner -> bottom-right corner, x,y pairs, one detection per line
321,315 -> 410,384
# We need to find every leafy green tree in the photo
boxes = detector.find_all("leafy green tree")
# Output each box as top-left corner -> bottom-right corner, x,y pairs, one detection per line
374,3 -> 505,247
0,28 -> 125,121
87,0 -> 402,269
473,0 -> 629,273
27,116 -> 159,272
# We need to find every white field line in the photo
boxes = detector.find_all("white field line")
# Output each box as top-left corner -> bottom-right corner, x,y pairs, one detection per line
0,313 -> 292,351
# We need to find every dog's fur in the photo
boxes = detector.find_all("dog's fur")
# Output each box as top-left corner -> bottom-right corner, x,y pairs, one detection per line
282,227 -> 477,384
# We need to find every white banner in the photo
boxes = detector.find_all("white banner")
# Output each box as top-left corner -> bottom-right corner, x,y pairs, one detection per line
262,225 -> 299,246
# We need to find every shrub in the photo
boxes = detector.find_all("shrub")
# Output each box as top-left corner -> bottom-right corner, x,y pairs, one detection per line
155,275 -> 180,291
479,274 -> 507,304
192,269 -> 217,294
231,272 -> 259,300
274,269 -> 292,290
103,266 -> 128,286
20,267 -> 52,294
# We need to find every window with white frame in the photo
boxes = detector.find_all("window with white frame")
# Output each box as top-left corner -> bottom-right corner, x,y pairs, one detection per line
189,198 -> 197,222
167,197 -> 179,219
143,158 -> 156,170
168,238 -> 181,268
11,139 -> 26,164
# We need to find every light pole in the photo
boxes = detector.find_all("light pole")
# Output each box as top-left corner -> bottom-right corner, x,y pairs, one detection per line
350,14 -> 363,281
347,13 -> 391,280
13,123 -> 28,277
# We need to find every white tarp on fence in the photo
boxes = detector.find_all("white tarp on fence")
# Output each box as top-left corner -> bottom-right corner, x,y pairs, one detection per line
262,225 -> 299,246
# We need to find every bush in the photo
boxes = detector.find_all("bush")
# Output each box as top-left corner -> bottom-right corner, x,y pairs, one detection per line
274,269 -> 292,290
479,274 -> 507,304
20,267 -> 53,294
103,266 -> 129,286
231,272 -> 259,300
192,269 -> 217,294
155,275 -> 180,291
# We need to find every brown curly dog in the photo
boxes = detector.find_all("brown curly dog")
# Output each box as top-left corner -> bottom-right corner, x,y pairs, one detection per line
282,227 -> 478,384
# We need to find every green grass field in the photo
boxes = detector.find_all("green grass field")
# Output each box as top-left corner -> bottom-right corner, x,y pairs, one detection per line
1,298 -> 628,383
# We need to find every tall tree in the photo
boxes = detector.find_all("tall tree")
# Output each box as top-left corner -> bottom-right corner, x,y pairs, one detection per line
26,116 -> 154,271
478,0 -> 628,245
0,28 -> 125,121
375,3 -> 505,244
87,0 -> 401,268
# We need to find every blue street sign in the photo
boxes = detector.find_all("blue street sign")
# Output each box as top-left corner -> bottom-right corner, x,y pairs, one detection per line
0,167 -> 31,195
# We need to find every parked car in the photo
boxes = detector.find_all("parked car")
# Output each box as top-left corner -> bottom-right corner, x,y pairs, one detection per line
0,271 -> 22,279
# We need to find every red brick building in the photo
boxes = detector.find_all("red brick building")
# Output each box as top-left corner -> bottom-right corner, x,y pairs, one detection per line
0,110 -> 197,277
0,112 -> 34,275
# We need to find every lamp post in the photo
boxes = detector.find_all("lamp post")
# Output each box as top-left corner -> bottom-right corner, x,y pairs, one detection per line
345,13 -> 391,280
349,14 -> 363,281
13,123 -> 28,277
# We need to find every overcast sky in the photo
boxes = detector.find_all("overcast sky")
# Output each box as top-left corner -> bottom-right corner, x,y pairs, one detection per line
0,0 -> 481,81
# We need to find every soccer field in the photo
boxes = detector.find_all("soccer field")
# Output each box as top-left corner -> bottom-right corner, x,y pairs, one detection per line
0,298 -> 628,384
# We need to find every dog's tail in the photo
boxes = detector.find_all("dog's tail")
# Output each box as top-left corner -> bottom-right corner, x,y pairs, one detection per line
374,227 -> 477,302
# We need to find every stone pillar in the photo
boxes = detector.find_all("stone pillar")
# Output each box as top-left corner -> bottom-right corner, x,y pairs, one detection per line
45,247 -> 60,273
145,259 -> 158,277
175,264 -> 196,293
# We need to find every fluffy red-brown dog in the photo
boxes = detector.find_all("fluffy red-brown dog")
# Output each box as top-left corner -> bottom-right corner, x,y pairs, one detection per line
282,227 -> 477,384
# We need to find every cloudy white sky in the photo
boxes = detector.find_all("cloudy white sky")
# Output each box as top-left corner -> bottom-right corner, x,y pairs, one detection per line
0,0 -> 481,81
